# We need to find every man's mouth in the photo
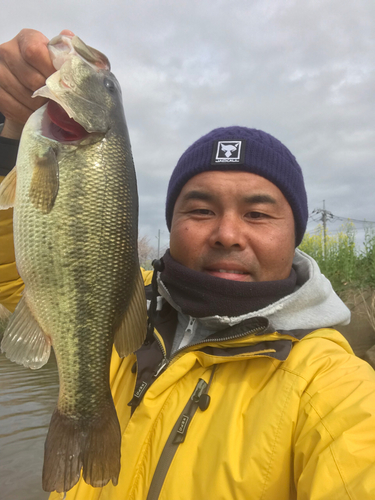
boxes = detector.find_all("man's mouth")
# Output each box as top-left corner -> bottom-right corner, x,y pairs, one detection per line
217,269 -> 246,274
204,267 -> 251,281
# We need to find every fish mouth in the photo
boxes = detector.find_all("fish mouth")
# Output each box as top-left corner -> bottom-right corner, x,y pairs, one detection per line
46,100 -> 90,142
32,34 -> 109,141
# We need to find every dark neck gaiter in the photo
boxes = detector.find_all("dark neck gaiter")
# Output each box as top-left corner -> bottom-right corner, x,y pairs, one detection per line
159,250 -> 297,318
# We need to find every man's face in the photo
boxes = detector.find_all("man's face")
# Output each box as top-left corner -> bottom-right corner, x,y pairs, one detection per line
169,171 -> 296,282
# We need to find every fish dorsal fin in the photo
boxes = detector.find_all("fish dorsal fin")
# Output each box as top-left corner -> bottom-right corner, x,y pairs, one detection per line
29,147 -> 59,214
0,166 -> 17,209
1,294 -> 51,369
114,269 -> 147,357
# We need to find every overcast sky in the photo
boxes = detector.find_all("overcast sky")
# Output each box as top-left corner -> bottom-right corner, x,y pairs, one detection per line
2,0 -> 374,252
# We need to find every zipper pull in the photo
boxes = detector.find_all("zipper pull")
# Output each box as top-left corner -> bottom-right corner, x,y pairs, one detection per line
191,379 -> 208,403
178,316 -> 197,350
173,379 -> 209,444
193,378 -> 211,411
186,317 -> 195,333
153,357 -> 169,378
127,379 -> 149,414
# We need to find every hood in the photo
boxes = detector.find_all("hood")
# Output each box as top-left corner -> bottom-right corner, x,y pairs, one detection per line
158,249 -> 351,331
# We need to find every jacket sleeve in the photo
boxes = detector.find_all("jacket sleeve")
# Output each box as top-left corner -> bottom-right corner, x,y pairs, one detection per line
293,334 -> 375,499
0,135 -> 24,313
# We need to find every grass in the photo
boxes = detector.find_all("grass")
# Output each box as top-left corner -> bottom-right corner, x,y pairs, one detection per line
299,223 -> 375,294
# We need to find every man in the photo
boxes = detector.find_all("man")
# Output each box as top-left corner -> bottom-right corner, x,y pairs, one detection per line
1,30 -> 375,500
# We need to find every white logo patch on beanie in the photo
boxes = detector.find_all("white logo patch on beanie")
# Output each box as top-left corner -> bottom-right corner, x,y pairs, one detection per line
211,140 -> 245,164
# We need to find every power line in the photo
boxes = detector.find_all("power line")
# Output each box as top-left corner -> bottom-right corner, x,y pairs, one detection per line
331,215 -> 375,225
310,207 -> 375,226
309,202 -> 375,256
308,227 -> 369,236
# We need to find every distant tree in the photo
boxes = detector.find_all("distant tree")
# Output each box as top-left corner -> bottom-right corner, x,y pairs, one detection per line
138,236 -> 156,269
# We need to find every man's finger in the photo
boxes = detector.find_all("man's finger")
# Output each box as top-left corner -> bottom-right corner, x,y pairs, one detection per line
1,55 -> 47,95
0,86 -> 35,124
0,60 -> 45,110
59,29 -> 75,37
16,29 -> 55,80
0,28 -> 75,129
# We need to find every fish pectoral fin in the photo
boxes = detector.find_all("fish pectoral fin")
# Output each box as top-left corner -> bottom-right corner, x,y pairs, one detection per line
1,294 -> 51,369
114,268 -> 147,357
0,166 -> 17,209
29,147 -> 59,214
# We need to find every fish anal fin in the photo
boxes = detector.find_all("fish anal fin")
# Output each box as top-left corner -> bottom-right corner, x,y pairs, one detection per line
29,147 -> 59,214
42,395 -> 121,492
0,166 -> 17,209
114,269 -> 147,357
0,303 -> 12,320
1,294 -> 51,369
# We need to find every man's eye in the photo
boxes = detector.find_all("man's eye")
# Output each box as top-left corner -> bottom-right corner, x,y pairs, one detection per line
191,209 -> 212,215
247,212 -> 266,219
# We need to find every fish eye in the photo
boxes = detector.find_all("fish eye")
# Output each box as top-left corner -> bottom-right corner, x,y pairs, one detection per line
104,78 -> 116,93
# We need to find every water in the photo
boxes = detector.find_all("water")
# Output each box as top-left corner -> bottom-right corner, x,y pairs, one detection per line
0,349 -> 59,500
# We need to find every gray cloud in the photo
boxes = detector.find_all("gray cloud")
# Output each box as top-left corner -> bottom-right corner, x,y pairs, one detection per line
2,0 -> 374,244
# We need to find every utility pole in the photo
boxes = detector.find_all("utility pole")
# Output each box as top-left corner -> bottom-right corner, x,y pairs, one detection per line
311,201 -> 333,260
157,229 -> 160,259
323,200 -> 327,259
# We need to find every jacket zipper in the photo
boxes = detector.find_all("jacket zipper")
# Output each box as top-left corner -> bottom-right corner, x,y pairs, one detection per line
179,316 -> 197,349
130,322 -> 267,412
153,322 -> 267,378
146,378 -> 209,500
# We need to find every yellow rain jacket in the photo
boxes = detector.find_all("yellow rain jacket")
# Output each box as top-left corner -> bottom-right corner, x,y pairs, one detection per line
1,173 -> 375,499
47,321 -> 375,500
0,203 -> 24,312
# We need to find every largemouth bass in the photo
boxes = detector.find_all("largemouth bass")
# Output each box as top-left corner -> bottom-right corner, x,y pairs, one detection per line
0,35 -> 147,492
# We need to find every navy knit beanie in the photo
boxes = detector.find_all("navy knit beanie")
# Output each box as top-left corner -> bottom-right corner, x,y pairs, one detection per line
166,126 -> 308,246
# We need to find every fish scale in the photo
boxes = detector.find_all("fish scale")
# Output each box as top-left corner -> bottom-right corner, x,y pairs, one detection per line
0,34 -> 147,493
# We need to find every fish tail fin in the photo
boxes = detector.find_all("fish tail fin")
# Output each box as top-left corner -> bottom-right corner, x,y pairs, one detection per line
42,395 -> 121,493
114,268 -> 147,357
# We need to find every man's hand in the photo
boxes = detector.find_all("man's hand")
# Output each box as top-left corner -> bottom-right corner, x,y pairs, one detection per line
0,29 -> 73,139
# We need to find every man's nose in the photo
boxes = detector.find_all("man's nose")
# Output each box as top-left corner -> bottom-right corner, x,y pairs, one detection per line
209,214 -> 246,249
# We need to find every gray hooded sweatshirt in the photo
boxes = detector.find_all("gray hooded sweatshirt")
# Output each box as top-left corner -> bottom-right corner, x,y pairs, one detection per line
155,250 -> 351,353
